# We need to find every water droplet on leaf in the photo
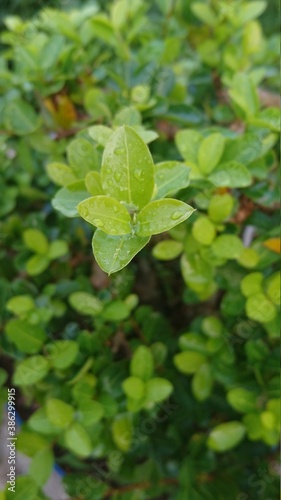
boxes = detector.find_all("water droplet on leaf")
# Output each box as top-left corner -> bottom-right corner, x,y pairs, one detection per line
171,211 -> 184,221
114,171 -> 122,182
107,179 -> 113,186
114,147 -> 125,155
134,169 -> 142,181
93,219 -> 104,227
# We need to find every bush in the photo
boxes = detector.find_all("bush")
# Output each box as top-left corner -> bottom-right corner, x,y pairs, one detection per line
0,1 -> 280,499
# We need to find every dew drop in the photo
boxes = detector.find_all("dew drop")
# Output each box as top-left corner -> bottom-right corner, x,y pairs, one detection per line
111,228 -> 117,234
81,208 -> 89,217
93,219 -> 104,227
105,167 -> 112,174
158,174 -> 164,180
134,169 -> 143,181
107,179 -> 113,186
171,211 -> 184,221
114,171 -> 122,182
112,205 -> 118,213
114,147 -> 125,155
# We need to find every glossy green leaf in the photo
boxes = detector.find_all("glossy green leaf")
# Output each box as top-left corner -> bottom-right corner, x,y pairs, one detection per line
92,229 -> 150,274
3,99 -> 40,135
46,162 -> 77,187
175,129 -> 202,164
136,199 -> 195,237
240,272 -> 263,297
228,73 -> 259,117
6,476 -> 38,500
221,133 -> 262,165
84,88 -> 110,121
23,229 -> 49,254
47,240 -> 68,260
192,216 -> 216,245
46,398 -> 74,428
207,422 -> 246,452
64,422 -> 92,457
227,388 -> 257,414
198,134 -> 225,174
236,1 -> 266,25
6,295 -> 35,315
202,316 -> 223,338
212,235 -> 244,259
208,194 -> 234,222
265,272 -> 280,305
28,408 -> 61,435
6,319 -> 46,354
174,351 -> 206,374
88,125 -> 113,147
248,108 -> 280,132
26,254 -> 50,276
246,293 -> 276,323
209,161 -> 252,188
69,291 -> 103,316
237,248 -> 259,268
67,139 -> 99,177
192,363 -> 213,401
111,414 -> 133,452
154,161 -> 190,199
191,2 -> 218,26
85,171 -> 104,196
122,377 -> 145,400
178,333 -> 207,354
131,346 -> 154,381
113,107 -> 141,126
145,377 -> 173,403
52,181 -> 91,217
78,195 -> 132,235
13,356 -> 49,386
46,340 -> 79,370
152,240 -> 183,260
78,400 -> 104,426
101,126 -> 154,209
101,300 -> 131,321
29,448 -> 54,487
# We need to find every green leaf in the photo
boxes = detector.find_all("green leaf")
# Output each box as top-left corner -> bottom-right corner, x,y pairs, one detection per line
237,248 -> 259,268
67,139 -> 99,177
192,216 -> 216,246
246,293 -> 276,323
88,125 -> 113,147
248,108 -> 280,132
236,1 -> 266,25
47,240 -> 68,260
3,99 -> 40,136
192,363 -> 213,401
6,319 -> 46,354
131,346 -> 154,381
78,195 -> 132,235
208,194 -> 234,223
85,171 -> 104,196
69,291 -> 103,316
212,235 -> 244,259
23,229 -> 49,254
28,408 -> 61,435
113,107 -> 141,126
84,88 -> 110,121
179,333 -> 207,354
46,398 -> 74,428
101,126 -> 155,209
136,199 -> 195,237
175,129 -> 202,164
46,162 -> 77,187
52,181 -> 91,217
242,413 -> 264,440
6,295 -> 35,315
46,340 -> 79,370
198,134 -> 225,174
191,2 -> 218,26
240,272 -> 263,297
64,422 -> 92,458
207,422 -> 246,452
6,476 -> 38,500
265,272 -> 280,306
101,301 -> 131,321
122,376 -> 145,400
202,316 -> 223,338
208,161 -> 252,188
111,414 -> 133,452
145,377 -> 173,403
17,431 -> 48,457
174,351 -> 206,374
228,73 -> 259,117
26,255 -> 50,276
221,133 -> 262,164
29,448 -> 54,487
154,161 -> 190,199
92,229 -> 150,274
152,240 -> 183,260
13,356 -> 49,386
78,400 -> 104,426
227,388 -> 257,413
